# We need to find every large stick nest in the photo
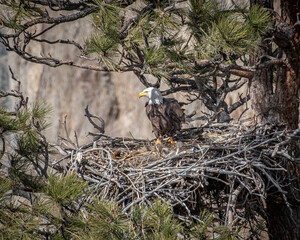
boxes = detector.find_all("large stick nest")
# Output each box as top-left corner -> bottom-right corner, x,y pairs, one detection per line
52,120 -> 300,231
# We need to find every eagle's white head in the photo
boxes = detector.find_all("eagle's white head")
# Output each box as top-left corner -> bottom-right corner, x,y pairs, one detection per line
139,87 -> 163,105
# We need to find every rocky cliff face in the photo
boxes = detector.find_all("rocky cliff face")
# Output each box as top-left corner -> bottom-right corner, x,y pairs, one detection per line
5,60 -> 152,144
0,44 -> 10,109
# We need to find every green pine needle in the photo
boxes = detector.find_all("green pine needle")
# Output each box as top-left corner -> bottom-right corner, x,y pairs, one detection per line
45,173 -> 88,205
0,110 -> 22,132
143,198 -> 183,239
10,156 -> 44,190
246,4 -> 271,36
90,0 -> 122,32
85,0 -> 122,64
188,0 -> 220,36
84,199 -> 130,240
31,103 -> 52,130
190,209 -> 215,239
216,16 -> 255,51
144,46 -> 167,66
85,34 -> 119,56
0,178 -> 11,199
191,2 -> 271,59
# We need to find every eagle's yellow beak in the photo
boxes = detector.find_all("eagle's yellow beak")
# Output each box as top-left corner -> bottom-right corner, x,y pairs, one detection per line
138,92 -> 147,98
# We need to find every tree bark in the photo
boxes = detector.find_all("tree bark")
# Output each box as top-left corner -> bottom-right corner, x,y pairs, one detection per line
250,0 -> 300,130
250,1 -> 300,239
251,50 -> 300,129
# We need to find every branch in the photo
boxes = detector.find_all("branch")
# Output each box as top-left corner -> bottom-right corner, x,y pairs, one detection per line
134,71 -> 159,88
255,58 -> 287,69
226,181 -> 245,227
0,67 -> 28,113
292,13 -> 300,29
84,105 -> 105,141
31,0 -> 93,10
26,7 -> 96,29
32,38 -> 83,51
118,3 -> 155,36
161,86 -> 196,95
228,95 -> 250,113
61,115 -> 76,148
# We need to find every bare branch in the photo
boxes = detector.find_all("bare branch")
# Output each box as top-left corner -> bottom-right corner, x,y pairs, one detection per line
53,121 -> 300,238
228,94 -> 250,113
84,105 -> 105,141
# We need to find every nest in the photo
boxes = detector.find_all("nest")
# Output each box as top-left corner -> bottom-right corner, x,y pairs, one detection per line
52,121 -> 300,233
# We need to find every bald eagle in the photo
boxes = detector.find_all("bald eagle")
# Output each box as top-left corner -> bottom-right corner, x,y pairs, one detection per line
138,87 -> 185,144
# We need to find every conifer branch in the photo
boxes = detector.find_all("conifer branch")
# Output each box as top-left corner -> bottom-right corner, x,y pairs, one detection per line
0,0 -> 276,122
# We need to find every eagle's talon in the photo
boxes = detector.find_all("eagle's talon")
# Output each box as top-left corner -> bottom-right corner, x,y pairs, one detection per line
167,137 -> 177,144
155,139 -> 162,145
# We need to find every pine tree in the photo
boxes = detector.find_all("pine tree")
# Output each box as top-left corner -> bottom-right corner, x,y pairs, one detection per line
0,0 -> 271,122
1,1 -> 300,239
0,82 -> 240,239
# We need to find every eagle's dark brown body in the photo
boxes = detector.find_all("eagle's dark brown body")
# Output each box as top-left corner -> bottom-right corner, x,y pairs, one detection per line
145,98 -> 185,138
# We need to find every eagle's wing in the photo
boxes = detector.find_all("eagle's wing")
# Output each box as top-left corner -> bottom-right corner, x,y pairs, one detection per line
164,98 -> 185,123
161,98 -> 185,136
145,102 -> 168,138
145,99 -> 185,138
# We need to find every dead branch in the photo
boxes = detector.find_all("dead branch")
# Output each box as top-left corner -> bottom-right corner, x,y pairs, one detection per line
50,120 -> 300,238
0,67 -> 28,113
84,105 -> 105,141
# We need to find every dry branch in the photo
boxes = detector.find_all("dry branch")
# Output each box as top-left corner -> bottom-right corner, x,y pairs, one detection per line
51,121 -> 300,236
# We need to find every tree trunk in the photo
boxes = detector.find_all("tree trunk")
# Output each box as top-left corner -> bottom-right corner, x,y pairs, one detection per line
250,0 -> 300,239
250,0 -> 300,130
251,50 -> 300,129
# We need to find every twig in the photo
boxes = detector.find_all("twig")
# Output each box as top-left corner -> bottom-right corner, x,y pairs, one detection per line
84,105 -> 105,141
53,122 -> 300,237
